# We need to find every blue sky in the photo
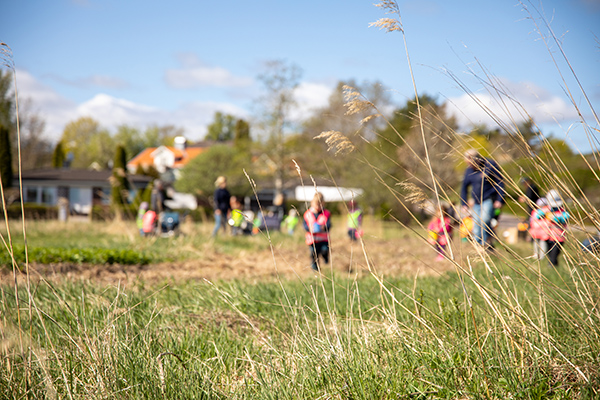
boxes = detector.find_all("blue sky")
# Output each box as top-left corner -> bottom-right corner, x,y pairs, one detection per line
2,0 -> 599,153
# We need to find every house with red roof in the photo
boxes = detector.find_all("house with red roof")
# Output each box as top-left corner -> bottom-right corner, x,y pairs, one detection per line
127,136 -> 207,178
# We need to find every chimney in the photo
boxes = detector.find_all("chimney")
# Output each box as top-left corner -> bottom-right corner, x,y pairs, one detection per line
174,136 -> 187,151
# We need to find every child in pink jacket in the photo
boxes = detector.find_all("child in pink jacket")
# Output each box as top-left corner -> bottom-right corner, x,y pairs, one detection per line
533,190 -> 569,267
528,198 -> 548,259
427,206 -> 453,261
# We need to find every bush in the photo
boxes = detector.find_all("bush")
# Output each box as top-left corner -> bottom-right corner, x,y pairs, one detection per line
0,203 -> 58,220
91,204 -> 138,221
0,245 -> 152,267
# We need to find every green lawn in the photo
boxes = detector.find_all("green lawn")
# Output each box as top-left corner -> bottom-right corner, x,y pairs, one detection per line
1,219 -> 599,398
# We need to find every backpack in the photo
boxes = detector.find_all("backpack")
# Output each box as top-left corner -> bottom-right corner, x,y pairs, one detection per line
142,210 -> 157,234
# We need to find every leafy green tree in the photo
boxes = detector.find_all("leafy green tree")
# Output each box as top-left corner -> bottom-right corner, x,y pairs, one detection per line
0,126 -> 12,188
114,125 -> 144,159
377,94 -> 438,156
393,96 -> 460,194
111,145 -> 129,218
52,141 -> 66,168
300,80 -> 404,218
142,125 -> 183,148
16,102 -> 53,170
205,112 -> 236,142
60,117 -> 114,169
256,59 -> 302,196
175,144 -> 252,199
234,118 -> 251,150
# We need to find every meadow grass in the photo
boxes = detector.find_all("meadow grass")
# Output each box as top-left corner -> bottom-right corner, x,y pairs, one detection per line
1,244 -> 599,398
2,1 -> 600,398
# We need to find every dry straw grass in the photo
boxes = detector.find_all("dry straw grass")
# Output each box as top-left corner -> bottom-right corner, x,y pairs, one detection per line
2,1 -> 600,397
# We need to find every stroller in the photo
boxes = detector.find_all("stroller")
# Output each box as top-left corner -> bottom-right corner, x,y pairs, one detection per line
161,212 -> 180,237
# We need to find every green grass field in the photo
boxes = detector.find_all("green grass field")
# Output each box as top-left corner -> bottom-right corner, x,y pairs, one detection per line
1,218 -> 599,399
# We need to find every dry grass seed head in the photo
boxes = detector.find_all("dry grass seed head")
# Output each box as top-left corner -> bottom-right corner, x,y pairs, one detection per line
371,1 -> 402,32
314,131 -> 356,155
361,114 -> 381,125
396,181 -> 428,207
369,18 -> 402,33
343,85 -> 376,116
374,0 -> 400,13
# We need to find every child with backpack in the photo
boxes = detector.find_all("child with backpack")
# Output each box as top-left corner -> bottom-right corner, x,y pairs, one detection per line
427,205 -> 453,261
303,192 -> 331,272
347,200 -> 363,241
533,190 -> 569,266
136,202 -> 149,236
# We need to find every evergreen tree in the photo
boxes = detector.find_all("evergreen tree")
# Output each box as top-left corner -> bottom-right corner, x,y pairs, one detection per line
0,71 -> 13,130
111,145 -> 129,212
234,118 -> 251,150
0,71 -> 14,188
205,112 -> 236,142
52,141 -> 66,168
0,126 -> 12,188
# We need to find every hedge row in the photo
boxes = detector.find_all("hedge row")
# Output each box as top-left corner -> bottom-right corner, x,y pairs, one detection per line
0,245 -> 152,266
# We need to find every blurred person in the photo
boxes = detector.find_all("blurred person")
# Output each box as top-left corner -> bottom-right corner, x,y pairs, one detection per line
459,210 -> 474,243
529,198 -> 548,259
151,180 -> 167,214
303,192 -> 331,272
347,200 -> 363,241
212,176 -> 231,237
517,218 -> 530,242
142,208 -> 157,236
534,189 -> 569,267
136,201 -> 149,236
427,205 -> 453,261
228,196 -> 244,236
460,149 -> 505,250
519,176 -> 541,216
281,209 -> 299,235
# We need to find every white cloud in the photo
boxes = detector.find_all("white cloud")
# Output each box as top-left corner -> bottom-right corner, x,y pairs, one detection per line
78,94 -> 249,141
14,68 -> 250,143
290,82 -> 333,122
446,78 -> 579,131
51,74 -> 131,89
165,53 -> 253,89
15,69 -> 79,141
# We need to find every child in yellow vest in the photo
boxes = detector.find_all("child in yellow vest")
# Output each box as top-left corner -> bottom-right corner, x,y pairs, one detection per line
281,209 -> 299,235
347,200 -> 363,241
229,196 -> 244,236
459,214 -> 474,242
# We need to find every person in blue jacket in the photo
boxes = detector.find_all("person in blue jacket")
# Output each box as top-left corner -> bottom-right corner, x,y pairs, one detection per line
460,149 -> 505,249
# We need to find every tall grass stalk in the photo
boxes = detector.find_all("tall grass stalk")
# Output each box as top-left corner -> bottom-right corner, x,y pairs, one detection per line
2,1 -> 600,398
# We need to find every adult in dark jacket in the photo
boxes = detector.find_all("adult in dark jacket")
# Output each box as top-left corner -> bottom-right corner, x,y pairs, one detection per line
460,149 -> 505,248
212,176 -> 231,237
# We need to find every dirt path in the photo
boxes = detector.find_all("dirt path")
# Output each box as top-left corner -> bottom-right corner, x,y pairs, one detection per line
3,235 -> 467,287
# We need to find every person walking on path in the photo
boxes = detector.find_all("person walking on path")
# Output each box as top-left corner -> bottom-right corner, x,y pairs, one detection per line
460,149 -> 505,249
212,176 -> 231,237
303,192 -> 331,272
